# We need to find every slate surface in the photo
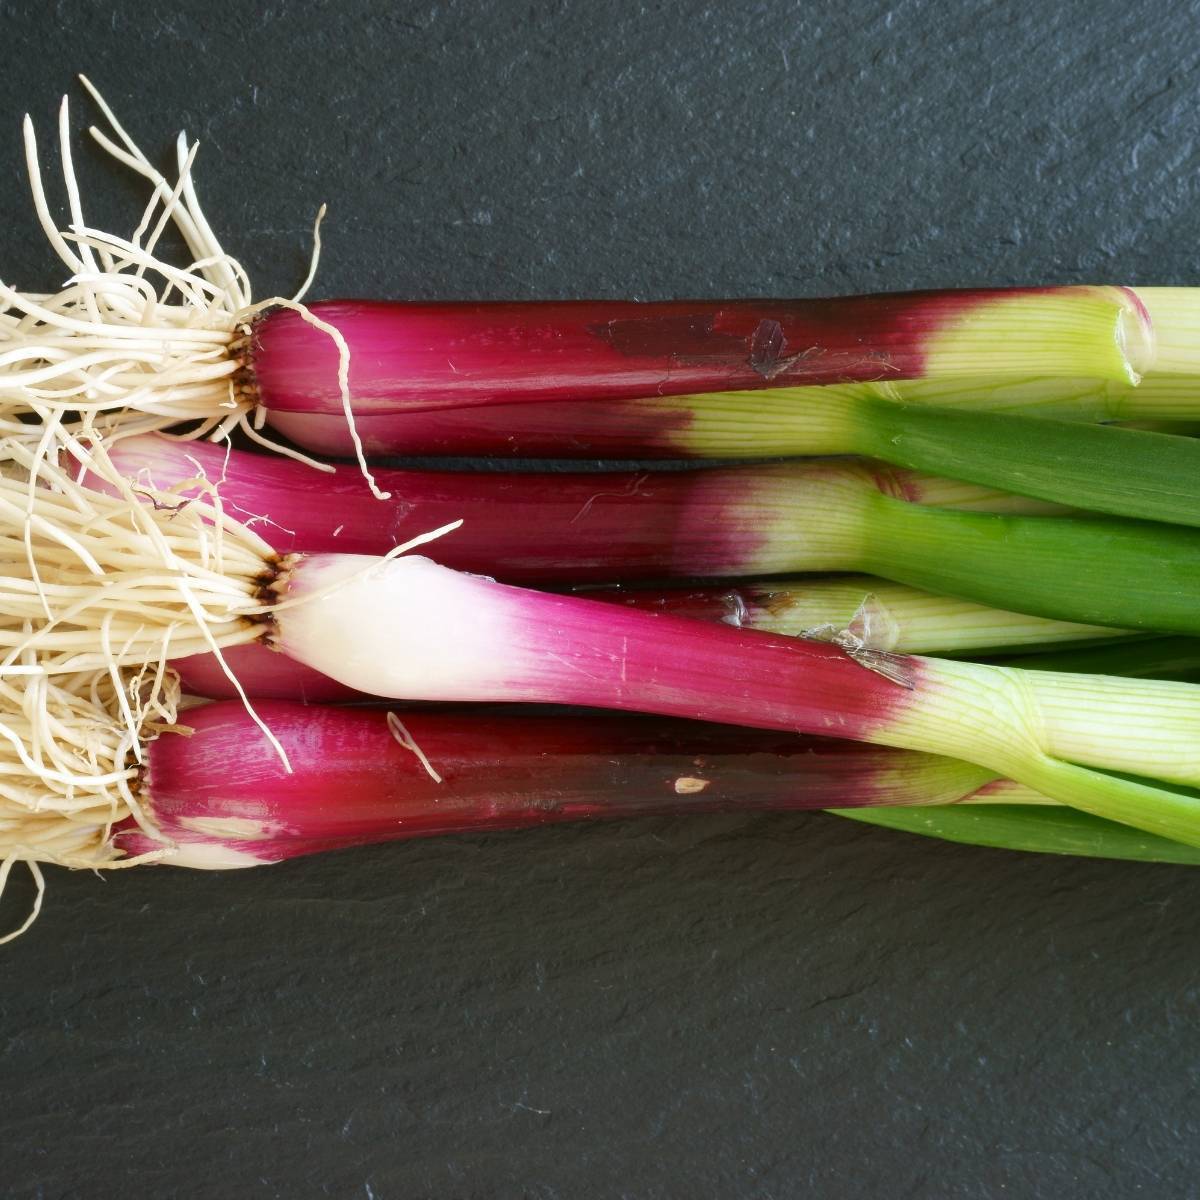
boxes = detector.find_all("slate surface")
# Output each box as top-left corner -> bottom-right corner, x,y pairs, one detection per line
2,1 -> 1200,1196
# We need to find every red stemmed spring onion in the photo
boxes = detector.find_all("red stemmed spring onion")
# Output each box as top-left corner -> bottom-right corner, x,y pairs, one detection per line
169,574 -> 1124,702
5,675 -> 1194,944
7,447 -> 1200,851
265,287 -> 1200,462
246,288 -> 1148,411
97,433 -> 1200,635
0,89 -> 1150,443
171,624 -> 1186,725
110,701 -> 1200,870
106,431 -> 1072,567
257,285 -> 1200,452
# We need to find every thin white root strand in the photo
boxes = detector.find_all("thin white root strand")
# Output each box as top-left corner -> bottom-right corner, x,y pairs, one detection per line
386,713 -> 443,784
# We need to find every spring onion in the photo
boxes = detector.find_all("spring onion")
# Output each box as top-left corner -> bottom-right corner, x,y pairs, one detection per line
245,288 -> 1147,411
112,702 -> 1200,870
268,286 -> 1200,461
171,578 -> 1126,702
94,434 -> 1200,634
109,702 -> 1028,870
9,680 -> 1194,941
174,611 -> 1174,706
103,433 -> 1075,585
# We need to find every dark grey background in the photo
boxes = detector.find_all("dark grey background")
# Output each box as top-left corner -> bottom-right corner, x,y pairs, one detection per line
3,1 -> 1200,1197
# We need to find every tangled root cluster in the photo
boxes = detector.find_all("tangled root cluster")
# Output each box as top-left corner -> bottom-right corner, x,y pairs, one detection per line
0,79 -> 354,935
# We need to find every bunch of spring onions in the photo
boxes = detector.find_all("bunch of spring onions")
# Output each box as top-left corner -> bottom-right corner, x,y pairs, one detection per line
6,84 -> 1200,938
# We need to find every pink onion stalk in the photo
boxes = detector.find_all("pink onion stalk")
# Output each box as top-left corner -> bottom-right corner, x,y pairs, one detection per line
102,435 -> 1067,585
170,576 -> 1123,702
247,289 -> 1146,417
113,702 -> 1031,868
102,700 -> 1200,868
258,288 -> 1200,460
0,93 -> 1165,481
104,431 -> 1200,641
261,285 -> 1199,462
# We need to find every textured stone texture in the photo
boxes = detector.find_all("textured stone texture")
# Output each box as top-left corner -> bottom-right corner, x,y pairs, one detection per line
3,1 -> 1200,1196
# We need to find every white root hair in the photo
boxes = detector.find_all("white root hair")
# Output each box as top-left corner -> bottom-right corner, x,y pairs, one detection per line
0,663 -> 184,944
0,78 -> 390,497
0,436 -> 279,939
0,438 -> 272,670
